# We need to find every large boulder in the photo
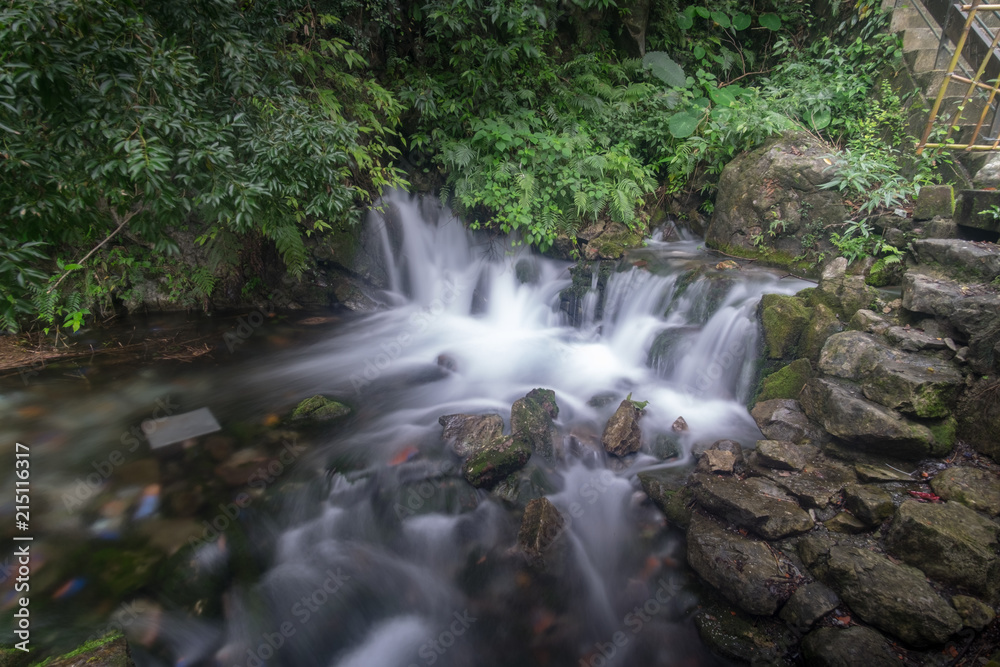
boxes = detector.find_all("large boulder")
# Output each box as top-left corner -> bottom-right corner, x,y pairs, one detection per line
799,537 -> 963,646
750,399 -> 827,445
799,378 -> 937,459
690,473 -> 814,539
760,294 -> 811,359
800,626 -> 899,667
909,238 -> 1000,282
816,258 -> 878,318
707,132 -> 847,260
930,466 -> 1000,516
686,512 -> 795,615
884,500 -> 1000,599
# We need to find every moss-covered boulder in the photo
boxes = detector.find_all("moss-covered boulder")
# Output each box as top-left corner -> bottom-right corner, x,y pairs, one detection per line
637,466 -> 694,528
290,395 -> 351,422
760,293 -> 811,360
799,302 -> 843,362
885,500 -> 1000,600
510,389 -> 559,461
37,633 -> 135,667
461,435 -> 531,489
582,221 -> 644,260
757,358 -> 812,402
842,483 -> 894,527
799,536 -> 963,646
817,257 -> 878,318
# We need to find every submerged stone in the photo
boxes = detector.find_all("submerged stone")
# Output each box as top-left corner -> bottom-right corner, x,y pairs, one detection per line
517,497 -> 566,572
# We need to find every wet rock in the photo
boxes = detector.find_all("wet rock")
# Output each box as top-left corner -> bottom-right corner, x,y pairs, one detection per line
583,221 -> 644,260
848,309 -> 891,335
514,258 -> 540,285
754,440 -> 816,471
952,595 -> 996,630
709,439 -> 744,465
517,497 -> 566,572
800,626 -> 899,667
686,512 -> 794,615
760,293 -> 811,359
694,600 -> 798,666
491,462 -> 555,509
751,399 -> 826,444
757,358 -> 813,403
439,413 -> 504,457
800,538 -> 963,646
638,467 -> 694,528
290,395 -> 351,422
759,458 -> 854,510
883,325 -> 952,353
910,238 -> 1000,282
861,350 -> 963,419
691,473 -> 814,539
647,327 -> 697,377
818,257 -> 878,318
651,433 -> 681,460
511,390 -> 559,461
884,500 -> 1000,598
842,483 -> 894,526
779,582 -> 839,631
816,331 -> 884,380
824,511 -> 868,533
461,436 -> 531,489
696,450 -> 735,474
799,377 -> 936,460
602,399 -> 643,457
930,466 -> 1000,516
671,415 -> 688,432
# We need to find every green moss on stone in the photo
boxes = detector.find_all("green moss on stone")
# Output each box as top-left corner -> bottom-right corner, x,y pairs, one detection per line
758,358 -> 813,402
760,294 -> 811,360
924,416 -> 957,457
291,395 -> 351,422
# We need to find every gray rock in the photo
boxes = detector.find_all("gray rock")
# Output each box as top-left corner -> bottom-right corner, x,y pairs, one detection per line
461,436 -> 531,489
912,185 -> 955,221
816,331 -> 884,380
439,413 -> 504,457
800,303 -> 844,363
931,466 -> 1000,516
818,258 -> 878,318
691,473 -> 814,539
902,272 -> 966,318
800,377 -> 937,460
751,399 -> 827,445
602,399 -> 643,457
696,449 -> 736,474
801,626 -> 899,667
779,582 -> 840,631
638,466 -> 694,529
801,539 -> 963,646
760,458 -> 854,510
951,594 -> 996,630
708,439 -> 745,465
686,512 -> 793,615
854,463 -> 917,483
909,238 -> 1000,282
848,309 -> 891,335
707,132 -> 848,258
883,325 -> 952,353
885,500 -> 1000,599
842,483 -> 894,526
823,511 -> 868,533
517,497 -> 566,571
754,440 -> 817,471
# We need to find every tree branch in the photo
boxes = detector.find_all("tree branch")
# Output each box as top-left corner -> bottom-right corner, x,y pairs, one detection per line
47,204 -> 143,293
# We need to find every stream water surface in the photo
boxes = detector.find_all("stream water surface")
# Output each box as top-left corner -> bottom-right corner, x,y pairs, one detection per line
1,192 -> 810,666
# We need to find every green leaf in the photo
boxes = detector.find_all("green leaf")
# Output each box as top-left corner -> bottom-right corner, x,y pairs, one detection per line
759,13 -> 782,30
668,111 -> 701,138
642,51 -> 686,88
708,86 -> 736,107
809,109 -> 832,130
710,11 -> 730,28
732,12 -> 751,30
693,45 -> 705,60
677,12 -> 694,30
695,7 -> 710,19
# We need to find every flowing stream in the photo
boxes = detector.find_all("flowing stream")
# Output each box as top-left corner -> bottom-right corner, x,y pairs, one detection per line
1,191 -> 810,666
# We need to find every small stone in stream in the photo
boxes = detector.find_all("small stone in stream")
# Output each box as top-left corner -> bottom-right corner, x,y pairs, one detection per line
290,395 -> 351,422
952,595 -> 996,631
602,399 -> 643,457
439,413 -> 504,457
696,450 -> 735,474
801,626 -> 899,667
755,440 -> 815,471
511,390 -> 558,461
931,466 -> 1000,516
842,483 -> 894,526
651,433 -> 681,460
462,435 -> 531,489
671,416 -> 688,432
779,582 -> 840,632
708,439 -> 744,465
437,354 -> 458,372
715,260 -> 740,270
824,511 -> 868,534
517,497 -> 566,571
853,463 -> 916,483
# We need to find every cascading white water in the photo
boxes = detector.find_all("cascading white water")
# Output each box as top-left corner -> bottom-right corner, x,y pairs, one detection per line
179,191 -> 811,667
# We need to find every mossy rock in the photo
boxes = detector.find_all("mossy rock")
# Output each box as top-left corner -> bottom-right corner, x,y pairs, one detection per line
290,395 -> 351,422
759,293 -> 811,360
462,436 -> 531,489
923,415 -> 957,457
31,633 -> 134,667
799,302 -> 843,362
757,358 -> 813,402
